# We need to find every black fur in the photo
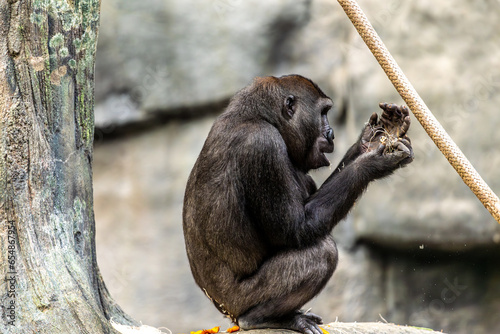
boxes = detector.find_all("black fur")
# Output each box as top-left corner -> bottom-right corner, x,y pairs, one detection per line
183,75 -> 413,334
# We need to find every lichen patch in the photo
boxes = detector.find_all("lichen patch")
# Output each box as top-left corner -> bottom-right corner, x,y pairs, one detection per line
30,56 -> 46,72
50,65 -> 68,85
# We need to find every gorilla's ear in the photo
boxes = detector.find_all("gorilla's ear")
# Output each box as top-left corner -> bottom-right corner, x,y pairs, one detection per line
283,95 -> 296,119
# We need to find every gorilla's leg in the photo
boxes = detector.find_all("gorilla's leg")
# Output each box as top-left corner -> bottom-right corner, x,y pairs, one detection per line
235,236 -> 338,334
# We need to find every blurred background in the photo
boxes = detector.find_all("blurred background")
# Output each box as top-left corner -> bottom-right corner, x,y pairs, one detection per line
92,0 -> 500,333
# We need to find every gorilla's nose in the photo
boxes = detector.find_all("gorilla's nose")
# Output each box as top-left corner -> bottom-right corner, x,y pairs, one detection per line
326,128 -> 334,144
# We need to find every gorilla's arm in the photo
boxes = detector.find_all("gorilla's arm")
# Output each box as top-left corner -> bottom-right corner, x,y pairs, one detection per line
307,109 -> 413,233
241,126 -> 313,248
242,122 -> 412,249
241,127 -> 409,249
305,143 -> 402,232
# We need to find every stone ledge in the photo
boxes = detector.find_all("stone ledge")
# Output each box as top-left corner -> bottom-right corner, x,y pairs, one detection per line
111,321 -> 444,334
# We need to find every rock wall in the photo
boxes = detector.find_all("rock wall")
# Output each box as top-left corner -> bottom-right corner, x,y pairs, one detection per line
93,0 -> 500,333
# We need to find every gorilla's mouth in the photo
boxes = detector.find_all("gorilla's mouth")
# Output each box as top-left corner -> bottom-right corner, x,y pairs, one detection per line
320,128 -> 334,154
318,137 -> 334,167
307,127 -> 335,170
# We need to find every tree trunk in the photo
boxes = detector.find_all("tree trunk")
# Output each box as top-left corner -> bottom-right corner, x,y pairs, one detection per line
0,1 -> 137,333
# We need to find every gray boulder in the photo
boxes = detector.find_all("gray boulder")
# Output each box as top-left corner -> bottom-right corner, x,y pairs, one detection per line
95,0 -> 311,127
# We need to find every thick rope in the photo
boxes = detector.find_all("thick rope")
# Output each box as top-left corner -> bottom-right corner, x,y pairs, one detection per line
337,0 -> 500,223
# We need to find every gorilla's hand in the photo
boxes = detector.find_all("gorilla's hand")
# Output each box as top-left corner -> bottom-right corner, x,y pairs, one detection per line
358,138 -> 413,180
379,103 -> 411,138
360,103 -> 412,155
360,112 -> 383,153
356,103 -> 414,179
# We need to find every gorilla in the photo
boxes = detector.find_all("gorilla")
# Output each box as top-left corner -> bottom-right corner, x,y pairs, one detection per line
183,75 -> 413,334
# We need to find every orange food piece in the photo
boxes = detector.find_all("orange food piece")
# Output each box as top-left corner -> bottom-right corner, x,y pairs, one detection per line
320,327 -> 329,334
190,327 -> 220,334
226,325 -> 240,333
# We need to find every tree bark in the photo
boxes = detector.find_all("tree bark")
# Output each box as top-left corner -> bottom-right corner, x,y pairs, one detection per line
0,1 -> 137,333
